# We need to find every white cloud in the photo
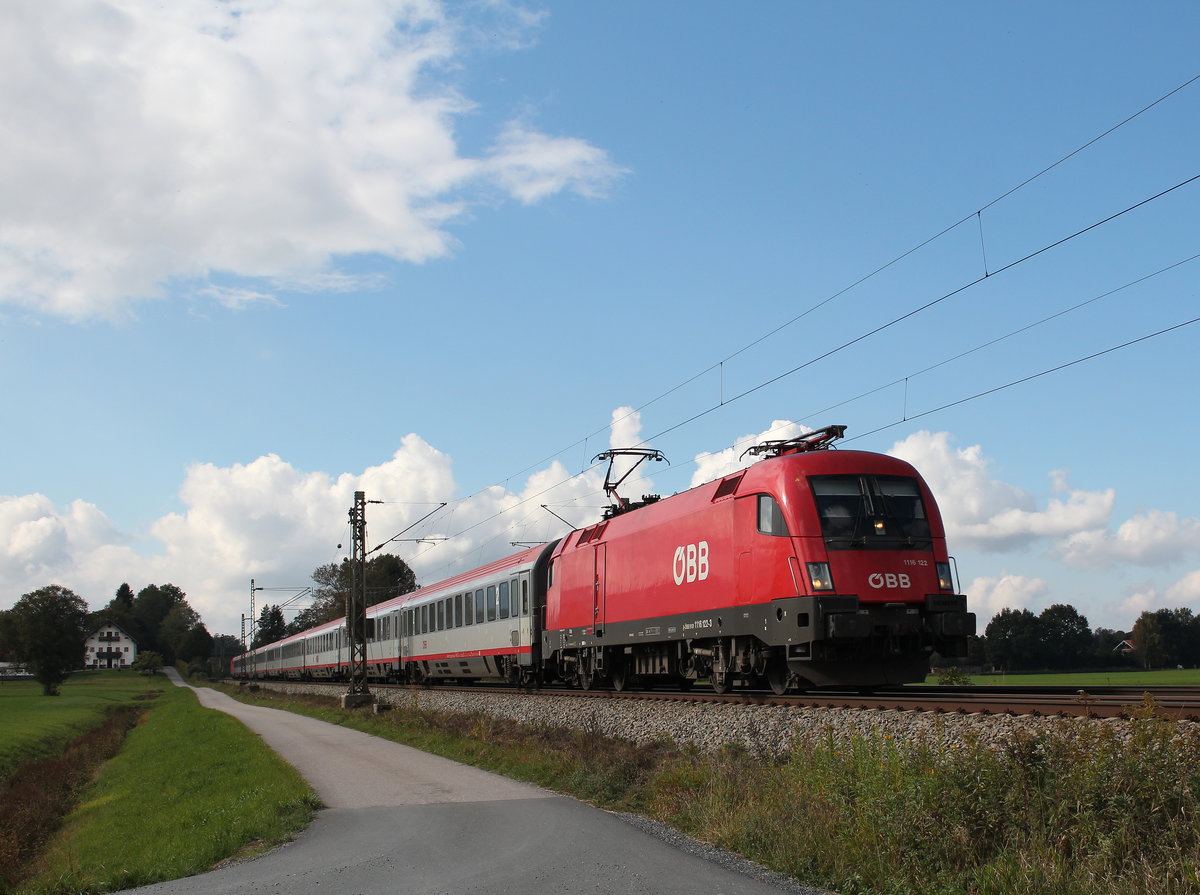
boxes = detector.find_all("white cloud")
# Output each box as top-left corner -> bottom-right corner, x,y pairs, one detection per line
1053,509 -> 1200,568
485,121 -> 627,204
965,573 -> 1049,621
0,416 -> 644,636
0,0 -> 623,320
0,494 -> 124,581
1114,569 -> 1200,623
690,420 -> 811,488
1167,569 -> 1200,603
888,430 -> 1114,552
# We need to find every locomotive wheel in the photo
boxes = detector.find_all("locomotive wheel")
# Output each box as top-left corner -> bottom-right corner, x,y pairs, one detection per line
766,661 -> 790,696
710,671 -> 731,694
610,661 -> 632,692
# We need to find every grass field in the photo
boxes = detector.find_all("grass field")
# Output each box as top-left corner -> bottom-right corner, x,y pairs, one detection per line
0,672 -> 164,781
945,668 -> 1200,687
1,672 -> 319,895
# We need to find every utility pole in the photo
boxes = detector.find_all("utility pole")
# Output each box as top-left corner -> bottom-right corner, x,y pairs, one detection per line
342,490 -> 373,708
246,579 -> 263,676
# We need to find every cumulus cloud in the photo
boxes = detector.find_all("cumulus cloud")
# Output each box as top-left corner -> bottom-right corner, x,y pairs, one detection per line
888,430 -> 1114,552
1167,570 -> 1200,603
689,420 -> 812,488
1115,569 -> 1200,622
1053,510 -> 1200,568
965,573 -> 1049,620
581,407 -> 662,510
0,494 -> 124,581
0,0 -> 623,320
0,418 -> 635,635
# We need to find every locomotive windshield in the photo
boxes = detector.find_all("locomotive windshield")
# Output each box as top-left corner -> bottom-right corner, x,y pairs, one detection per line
809,474 -> 932,550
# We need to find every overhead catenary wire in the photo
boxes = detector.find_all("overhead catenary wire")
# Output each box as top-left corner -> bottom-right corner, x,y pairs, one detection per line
847,315 -> 1200,444
406,177 -> 1199,577
631,172 -> 1200,449
383,75 -> 1200,578
441,72 -> 1200,509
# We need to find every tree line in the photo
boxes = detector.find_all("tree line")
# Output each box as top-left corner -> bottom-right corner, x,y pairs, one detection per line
969,604 -> 1200,673
0,581 -> 217,694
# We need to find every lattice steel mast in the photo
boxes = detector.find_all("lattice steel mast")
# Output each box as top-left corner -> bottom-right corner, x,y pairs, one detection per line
342,490 -> 373,708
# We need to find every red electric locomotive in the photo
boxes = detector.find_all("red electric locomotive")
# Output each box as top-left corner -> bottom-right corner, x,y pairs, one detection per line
232,426 -> 974,693
542,426 -> 974,692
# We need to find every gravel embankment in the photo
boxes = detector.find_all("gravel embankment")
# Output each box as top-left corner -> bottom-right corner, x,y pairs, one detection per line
240,680 -> 1200,755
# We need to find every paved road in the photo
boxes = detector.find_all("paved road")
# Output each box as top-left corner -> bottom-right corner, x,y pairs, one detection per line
135,671 -> 825,895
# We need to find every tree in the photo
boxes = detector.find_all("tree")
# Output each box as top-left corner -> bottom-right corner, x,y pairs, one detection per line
132,651 -> 164,675
0,585 -> 90,695
1131,611 -> 1168,669
1037,604 -> 1092,670
209,634 -> 243,677
252,605 -> 287,648
290,553 -> 417,634
111,583 -> 135,610
1132,608 -> 1200,669
176,624 -> 213,664
158,601 -> 202,663
983,608 -> 1042,672
132,583 -> 186,653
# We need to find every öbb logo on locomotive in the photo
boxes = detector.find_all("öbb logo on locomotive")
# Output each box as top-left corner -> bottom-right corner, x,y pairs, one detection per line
868,572 -> 912,589
672,541 -> 710,585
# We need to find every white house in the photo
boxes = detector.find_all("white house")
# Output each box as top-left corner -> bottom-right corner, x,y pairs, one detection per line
84,621 -> 139,670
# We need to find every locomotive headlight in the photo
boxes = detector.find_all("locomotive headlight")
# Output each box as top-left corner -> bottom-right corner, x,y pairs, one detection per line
937,563 -> 954,592
807,562 -> 834,592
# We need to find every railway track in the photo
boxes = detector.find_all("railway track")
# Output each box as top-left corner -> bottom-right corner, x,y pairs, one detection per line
249,679 -> 1200,721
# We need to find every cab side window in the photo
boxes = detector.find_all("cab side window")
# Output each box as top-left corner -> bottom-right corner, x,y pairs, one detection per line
757,494 -> 790,536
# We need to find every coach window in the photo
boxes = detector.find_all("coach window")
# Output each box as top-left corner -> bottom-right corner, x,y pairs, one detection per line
436,601 -> 444,631
464,594 -> 473,626
454,594 -> 462,627
475,589 -> 485,624
499,580 -> 510,619
757,494 -> 790,537
486,585 -> 498,621
521,578 -> 529,616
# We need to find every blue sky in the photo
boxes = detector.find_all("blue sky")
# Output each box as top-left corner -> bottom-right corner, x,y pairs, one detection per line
2,1 -> 1198,639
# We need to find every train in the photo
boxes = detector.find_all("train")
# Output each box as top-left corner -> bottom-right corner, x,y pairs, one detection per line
232,426 -> 975,693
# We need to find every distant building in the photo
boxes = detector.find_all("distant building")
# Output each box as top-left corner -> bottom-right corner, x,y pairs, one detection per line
84,622 -> 139,670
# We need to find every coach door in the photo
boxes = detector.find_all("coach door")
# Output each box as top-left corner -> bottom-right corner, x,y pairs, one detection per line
593,543 -> 607,635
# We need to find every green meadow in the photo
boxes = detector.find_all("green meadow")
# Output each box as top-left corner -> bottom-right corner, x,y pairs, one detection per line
941,668 -> 1200,687
0,672 -> 161,780
1,672 -> 318,895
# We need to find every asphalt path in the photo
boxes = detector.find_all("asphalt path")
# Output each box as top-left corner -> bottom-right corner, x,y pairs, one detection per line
134,671 -> 826,895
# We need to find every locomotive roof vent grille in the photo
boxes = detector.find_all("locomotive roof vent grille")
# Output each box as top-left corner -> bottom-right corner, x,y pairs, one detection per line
712,471 -> 745,500
741,424 -> 847,460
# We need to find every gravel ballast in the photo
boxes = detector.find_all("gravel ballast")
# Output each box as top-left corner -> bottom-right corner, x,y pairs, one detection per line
239,680 -> 1199,754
